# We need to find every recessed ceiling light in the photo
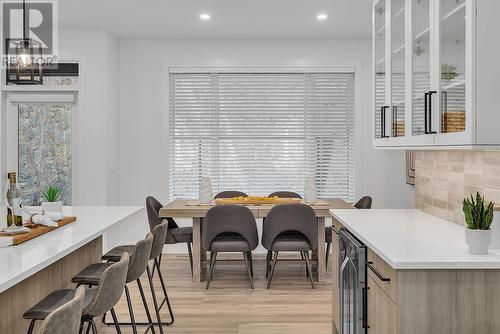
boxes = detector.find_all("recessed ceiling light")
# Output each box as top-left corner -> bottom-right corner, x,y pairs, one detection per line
317,13 -> 328,21
200,13 -> 211,20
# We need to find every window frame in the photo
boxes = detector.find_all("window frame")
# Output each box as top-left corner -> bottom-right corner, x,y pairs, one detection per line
166,68 -> 358,201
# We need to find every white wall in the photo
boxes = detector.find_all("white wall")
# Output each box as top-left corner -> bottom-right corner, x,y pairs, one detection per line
118,39 -> 415,252
58,29 -> 121,205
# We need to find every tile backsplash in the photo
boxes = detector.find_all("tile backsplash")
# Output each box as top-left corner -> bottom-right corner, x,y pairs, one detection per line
415,150 -> 500,225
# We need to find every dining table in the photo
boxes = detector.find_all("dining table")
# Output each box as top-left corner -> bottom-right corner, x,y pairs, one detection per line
159,198 -> 354,283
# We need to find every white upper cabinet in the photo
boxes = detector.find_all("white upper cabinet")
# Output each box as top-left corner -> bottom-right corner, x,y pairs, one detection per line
373,0 -> 500,148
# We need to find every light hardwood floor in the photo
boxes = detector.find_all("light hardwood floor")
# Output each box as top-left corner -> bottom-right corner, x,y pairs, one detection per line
101,254 -> 333,334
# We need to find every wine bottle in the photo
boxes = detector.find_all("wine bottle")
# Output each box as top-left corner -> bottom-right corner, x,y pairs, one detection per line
6,172 -> 22,227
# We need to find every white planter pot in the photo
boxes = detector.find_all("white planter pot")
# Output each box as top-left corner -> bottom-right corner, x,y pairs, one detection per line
489,211 -> 500,249
465,228 -> 492,255
41,201 -> 63,215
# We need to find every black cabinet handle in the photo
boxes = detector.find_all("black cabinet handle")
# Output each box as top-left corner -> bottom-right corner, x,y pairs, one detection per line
425,91 -> 437,134
362,286 -> 370,329
381,106 -> 389,138
330,226 -> 340,235
392,106 -> 398,137
366,261 -> 391,281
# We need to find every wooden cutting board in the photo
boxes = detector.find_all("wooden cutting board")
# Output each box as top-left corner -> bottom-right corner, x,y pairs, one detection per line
215,197 -> 302,205
0,216 -> 77,245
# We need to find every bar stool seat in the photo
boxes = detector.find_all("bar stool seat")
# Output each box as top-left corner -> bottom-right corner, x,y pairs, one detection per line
101,245 -> 135,262
23,288 -> 95,320
71,263 -> 113,286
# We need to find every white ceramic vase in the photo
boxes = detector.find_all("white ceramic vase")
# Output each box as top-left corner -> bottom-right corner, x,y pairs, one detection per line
41,201 -> 63,215
465,228 -> 491,255
304,176 -> 318,203
199,177 -> 213,204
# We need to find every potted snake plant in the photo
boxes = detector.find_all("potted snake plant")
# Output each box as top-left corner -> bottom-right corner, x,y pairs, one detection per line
41,185 -> 63,214
463,192 -> 494,254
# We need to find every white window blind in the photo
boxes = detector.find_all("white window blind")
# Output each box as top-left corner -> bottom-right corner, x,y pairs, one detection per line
169,72 -> 355,202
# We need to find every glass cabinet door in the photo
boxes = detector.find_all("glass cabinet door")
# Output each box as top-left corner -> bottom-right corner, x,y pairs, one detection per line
391,0 -> 406,137
412,0 -> 431,135
439,0 -> 466,133
374,0 -> 387,139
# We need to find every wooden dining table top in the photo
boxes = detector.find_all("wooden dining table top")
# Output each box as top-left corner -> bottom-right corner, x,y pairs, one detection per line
159,198 -> 353,218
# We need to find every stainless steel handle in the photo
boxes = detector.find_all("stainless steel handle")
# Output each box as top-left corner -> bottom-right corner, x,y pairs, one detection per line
366,261 -> 390,282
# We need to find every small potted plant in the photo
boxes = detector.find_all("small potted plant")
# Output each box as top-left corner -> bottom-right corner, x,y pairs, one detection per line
41,186 -> 63,214
463,192 -> 494,254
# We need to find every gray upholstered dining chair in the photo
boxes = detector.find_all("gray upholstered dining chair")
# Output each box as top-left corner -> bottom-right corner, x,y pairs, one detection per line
203,204 -> 258,289
72,233 -> 155,334
24,253 -> 129,334
99,220 -> 172,332
35,285 -> 85,334
262,203 -> 317,289
268,191 -> 302,199
146,196 -> 193,275
325,196 -> 372,269
214,191 -> 248,199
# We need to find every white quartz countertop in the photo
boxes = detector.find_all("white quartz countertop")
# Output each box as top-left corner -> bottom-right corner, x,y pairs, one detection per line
330,209 -> 500,270
0,206 -> 143,293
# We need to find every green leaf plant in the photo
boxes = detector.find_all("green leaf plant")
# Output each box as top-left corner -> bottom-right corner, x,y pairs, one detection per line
463,192 -> 494,230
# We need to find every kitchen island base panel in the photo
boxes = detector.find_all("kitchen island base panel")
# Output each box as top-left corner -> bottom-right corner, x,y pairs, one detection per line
396,269 -> 500,334
0,237 -> 102,334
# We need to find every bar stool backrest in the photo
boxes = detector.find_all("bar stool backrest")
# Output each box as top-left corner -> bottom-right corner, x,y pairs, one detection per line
127,233 -> 154,282
150,220 -> 168,260
83,253 -> 129,317
262,203 -> 318,250
38,286 -> 85,334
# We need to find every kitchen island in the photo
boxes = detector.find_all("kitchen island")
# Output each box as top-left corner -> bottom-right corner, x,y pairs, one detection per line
330,209 -> 500,334
0,206 -> 145,334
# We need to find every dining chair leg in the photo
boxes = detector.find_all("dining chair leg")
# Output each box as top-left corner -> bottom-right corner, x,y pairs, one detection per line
265,250 -> 272,278
85,320 -> 92,334
242,252 -> 254,289
152,253 -> 162,278
147,265 -> 165,334
267,251 -> 279,289
304,251 -> 316,289
325,241 -> 331,271
248,251 -> 254,278
206,251 -> 217,290
187,242 -> 193,276
137,278 -> 156,334
124,285 -> 138,334
154,258 -> 175,325
110,308 -> 122,334
26,320 -> 36,334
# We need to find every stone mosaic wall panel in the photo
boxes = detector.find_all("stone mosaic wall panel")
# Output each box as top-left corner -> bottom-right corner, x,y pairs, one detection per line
415,150 -> 500,225
18,103 -> 72,205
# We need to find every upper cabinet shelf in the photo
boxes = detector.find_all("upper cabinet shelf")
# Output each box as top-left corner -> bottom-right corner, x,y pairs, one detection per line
373,0 -> 500,148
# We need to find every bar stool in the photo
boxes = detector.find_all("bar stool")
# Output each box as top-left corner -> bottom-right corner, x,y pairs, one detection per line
100,220 -> 172,333
23,254 -> 129,334
325,196 -> 372,268
72,234 -> 154,334
32,285 -> 85,334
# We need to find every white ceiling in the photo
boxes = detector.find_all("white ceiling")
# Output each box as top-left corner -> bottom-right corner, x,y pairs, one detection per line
59,0 -> 372,40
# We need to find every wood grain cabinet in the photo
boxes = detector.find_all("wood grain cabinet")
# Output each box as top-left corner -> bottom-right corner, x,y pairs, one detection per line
367,276 -> 396,334
372,0 -> 500,148
332,234 -> 500,334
